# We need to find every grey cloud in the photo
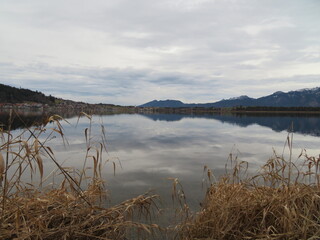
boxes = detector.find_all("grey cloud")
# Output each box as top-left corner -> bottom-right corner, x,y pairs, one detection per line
0,0 -> 319,104
0,62 -> 223,104
1,60 -> 320,104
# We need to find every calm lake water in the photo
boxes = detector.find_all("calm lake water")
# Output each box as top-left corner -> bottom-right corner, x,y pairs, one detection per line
3,111 -> 320,226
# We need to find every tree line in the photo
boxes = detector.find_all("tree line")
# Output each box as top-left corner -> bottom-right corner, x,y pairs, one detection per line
233,106 -> 320,112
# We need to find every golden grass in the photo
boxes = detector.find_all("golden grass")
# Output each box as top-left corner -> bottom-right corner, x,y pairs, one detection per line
2,111 -> 320,239
0,111 -> 160,240
175,138 -> 320,240
1,184 -> 159,239
176,182 -> 320,239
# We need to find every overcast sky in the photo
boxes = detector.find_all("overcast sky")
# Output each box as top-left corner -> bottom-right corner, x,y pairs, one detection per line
0,0 -> 319,105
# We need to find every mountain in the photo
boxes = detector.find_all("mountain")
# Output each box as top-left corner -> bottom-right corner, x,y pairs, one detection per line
140,100 -> 187,108
139,87 -> 320,108
255,88 -> 320,107
0,83 -> 56,105
208,95 -> 255,108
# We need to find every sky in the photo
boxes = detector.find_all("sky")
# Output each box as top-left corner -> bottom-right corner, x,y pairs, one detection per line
0,0 -> 319,105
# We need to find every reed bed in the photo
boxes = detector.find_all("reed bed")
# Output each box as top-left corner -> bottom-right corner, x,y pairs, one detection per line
175,136 -> 320,240
1,185 -> 159,239
0,112 -> 160,240
2,111 -> 320,240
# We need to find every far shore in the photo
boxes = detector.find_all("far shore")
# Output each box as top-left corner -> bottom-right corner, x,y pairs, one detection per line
1,102 -> 320,115
137,106 -> 320,115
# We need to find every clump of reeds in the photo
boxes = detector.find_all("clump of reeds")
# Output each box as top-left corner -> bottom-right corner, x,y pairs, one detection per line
0,111 -> 160,240
1,184 -> 159,239
176,135 -> 320,240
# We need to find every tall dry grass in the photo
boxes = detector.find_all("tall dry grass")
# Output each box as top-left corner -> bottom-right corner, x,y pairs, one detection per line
2,111 -> 320,240
0,111 -> 160,240
175,134 -> 320,240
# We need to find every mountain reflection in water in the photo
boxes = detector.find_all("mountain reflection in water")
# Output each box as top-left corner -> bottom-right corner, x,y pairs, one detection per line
140,113 -> 320,137
0,110 -> 129,130
1,111 -> 320,138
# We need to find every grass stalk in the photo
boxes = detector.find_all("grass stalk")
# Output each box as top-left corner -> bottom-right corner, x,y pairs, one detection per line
175,142 -> 320,240
0,112 -> 161,239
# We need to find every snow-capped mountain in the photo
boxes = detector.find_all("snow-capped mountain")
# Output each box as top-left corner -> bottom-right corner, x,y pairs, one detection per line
140,87 -> 320,108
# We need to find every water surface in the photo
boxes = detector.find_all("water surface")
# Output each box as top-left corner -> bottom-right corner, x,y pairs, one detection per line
4,111 -> 320,225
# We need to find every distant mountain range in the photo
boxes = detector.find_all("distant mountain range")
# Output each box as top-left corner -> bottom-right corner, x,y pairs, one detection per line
2,83 -> 320,108
140,87 -> 320,108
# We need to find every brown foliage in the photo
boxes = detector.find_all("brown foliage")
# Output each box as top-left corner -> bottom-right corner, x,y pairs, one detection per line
0,113 -> 160,240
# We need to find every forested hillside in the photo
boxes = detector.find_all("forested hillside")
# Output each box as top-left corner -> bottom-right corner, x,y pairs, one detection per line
0,83 -> 56,104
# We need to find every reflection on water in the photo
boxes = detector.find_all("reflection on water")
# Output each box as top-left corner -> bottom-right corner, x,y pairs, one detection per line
0,110 -> 48,130
0,109 -> 133,130
3,111 -> 320,227
140,113 -> 320,137
3,111 -> 320,138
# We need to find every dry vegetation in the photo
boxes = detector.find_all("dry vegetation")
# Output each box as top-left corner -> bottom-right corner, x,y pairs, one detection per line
175,135 -> 320,240
1,111 -> 320,240
0,112 -> 160,240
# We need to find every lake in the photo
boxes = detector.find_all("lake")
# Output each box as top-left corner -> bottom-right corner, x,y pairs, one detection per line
2,111 -> 320,226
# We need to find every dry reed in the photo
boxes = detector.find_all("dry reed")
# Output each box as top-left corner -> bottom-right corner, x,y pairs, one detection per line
2,111 -> 320,240
175,136 -> 320,240
0,112 -> 160,240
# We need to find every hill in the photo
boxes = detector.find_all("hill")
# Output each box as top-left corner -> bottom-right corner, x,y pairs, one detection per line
0,83 -> 56,105
140,100 -> 186,108
140,87 -> 320,108
0,83 -> 130,112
